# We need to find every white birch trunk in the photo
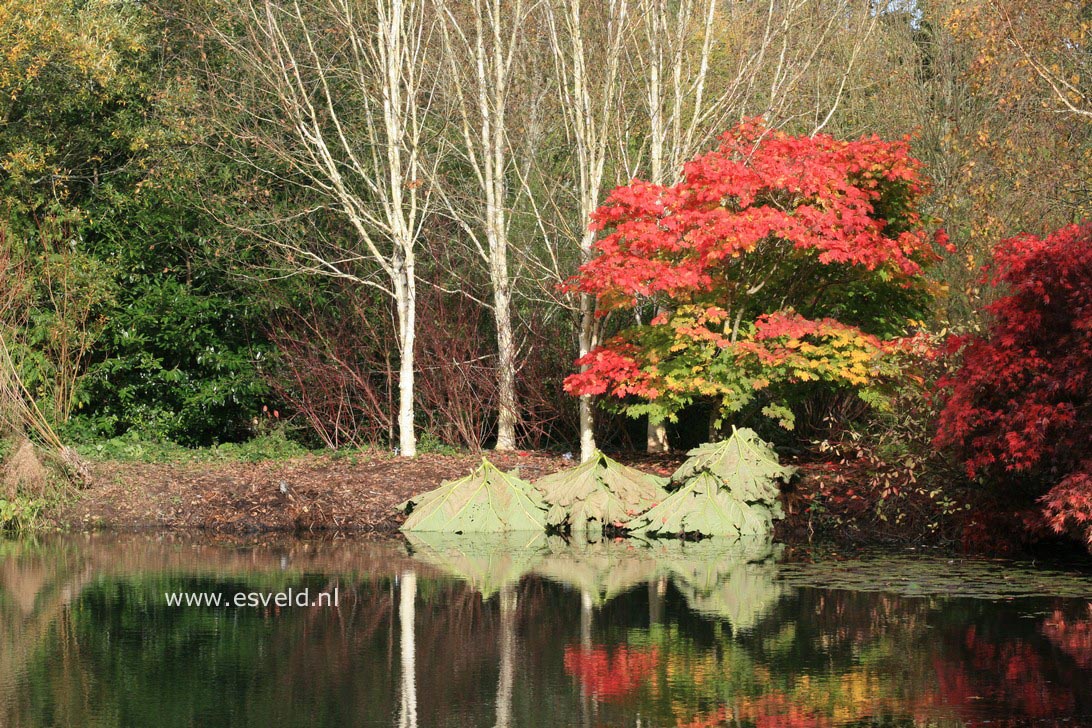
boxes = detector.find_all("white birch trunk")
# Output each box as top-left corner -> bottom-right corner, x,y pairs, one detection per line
435,0 -> 523,451
399,570 -> 418,728
395,266 -> 417,457
542,0 -> 630,463
210,0 -> 433,458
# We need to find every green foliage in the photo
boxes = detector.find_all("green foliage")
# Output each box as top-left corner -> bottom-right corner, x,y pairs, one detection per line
671,431 -> 795,502
68,277 -> 272,445
534,450 -> 668,534
415,431 -> 462,456
75,428 -> 307,464
626,473 -> 779,537
0,496 -> 44,532
400,459 -> 548,532
0,0 -> 276,448
627,429 -> 793,538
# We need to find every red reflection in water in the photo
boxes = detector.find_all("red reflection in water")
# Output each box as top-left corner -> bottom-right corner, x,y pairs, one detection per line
562,644 -> 659,702
1042,607 -> 1092,669
934,625 -> 1076,719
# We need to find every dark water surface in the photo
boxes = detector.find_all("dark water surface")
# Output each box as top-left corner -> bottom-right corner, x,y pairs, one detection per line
2,533 -> 1091,727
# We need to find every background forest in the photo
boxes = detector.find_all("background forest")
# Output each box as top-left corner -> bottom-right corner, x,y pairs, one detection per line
0,1 -> 1090,544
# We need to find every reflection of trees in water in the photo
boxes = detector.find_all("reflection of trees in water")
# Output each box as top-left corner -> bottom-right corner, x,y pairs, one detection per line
2,534 -> 1092,727
0,538 -> 96,726
929,599 -> 1092,721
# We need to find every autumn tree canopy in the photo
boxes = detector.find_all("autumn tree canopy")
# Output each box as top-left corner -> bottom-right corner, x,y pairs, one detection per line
935,223 -> 1092,546
564,120 -> 948,430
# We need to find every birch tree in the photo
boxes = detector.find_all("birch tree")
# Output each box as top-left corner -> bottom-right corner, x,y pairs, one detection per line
540,0 -> 632,462
433,0 -> 533,451
203,0 -> 434,456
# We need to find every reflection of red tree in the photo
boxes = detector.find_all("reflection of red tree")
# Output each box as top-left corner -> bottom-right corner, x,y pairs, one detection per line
562,644 -> 659,702
1042,608 -> 1092,669
747,693 -> 829,728
933,626 -> 1076,720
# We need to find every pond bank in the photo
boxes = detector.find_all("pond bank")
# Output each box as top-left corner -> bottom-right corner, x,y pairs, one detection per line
45,450 -> 633,534
44,449 -> 976,550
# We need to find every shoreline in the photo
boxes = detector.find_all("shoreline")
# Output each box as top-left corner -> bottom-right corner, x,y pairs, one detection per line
38,449 -> 1001,554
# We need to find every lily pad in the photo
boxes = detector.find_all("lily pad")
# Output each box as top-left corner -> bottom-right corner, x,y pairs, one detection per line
776,554 -> 1092,599
534,451 -> 668,534
626,429 -> 791,538
400,459 -> 547,532
402,531 -> 547,599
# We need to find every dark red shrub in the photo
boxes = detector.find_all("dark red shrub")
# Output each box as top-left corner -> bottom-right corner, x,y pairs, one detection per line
935,222 -> 1092,547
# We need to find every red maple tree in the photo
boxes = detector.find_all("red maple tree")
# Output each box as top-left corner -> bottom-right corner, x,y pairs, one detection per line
564,119 -> 947,429
935,222 -> 1092,547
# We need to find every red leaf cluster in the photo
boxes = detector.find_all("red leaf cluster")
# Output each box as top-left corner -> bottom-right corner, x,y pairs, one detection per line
571,119 -> 937,306
935,222 -> 1092,546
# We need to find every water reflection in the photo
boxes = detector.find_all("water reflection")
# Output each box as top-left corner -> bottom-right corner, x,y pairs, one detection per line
0,533 -> 1090,727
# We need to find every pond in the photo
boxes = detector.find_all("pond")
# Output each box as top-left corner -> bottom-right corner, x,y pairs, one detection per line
1,533 -> 1091,727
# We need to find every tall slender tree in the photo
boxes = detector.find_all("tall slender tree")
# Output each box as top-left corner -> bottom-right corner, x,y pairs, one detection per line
541,0 -> 632,461
202,0 -> 435,456
433,0 -> 533,451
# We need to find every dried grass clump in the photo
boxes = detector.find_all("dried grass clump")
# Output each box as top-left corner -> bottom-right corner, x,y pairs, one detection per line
0,337 -> 90,488
3,438 -> 49,499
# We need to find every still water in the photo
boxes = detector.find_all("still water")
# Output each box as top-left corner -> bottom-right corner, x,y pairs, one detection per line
2,533 -> 1091,727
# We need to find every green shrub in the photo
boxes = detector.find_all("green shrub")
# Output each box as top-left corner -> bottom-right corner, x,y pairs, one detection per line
0,497 -> 44,532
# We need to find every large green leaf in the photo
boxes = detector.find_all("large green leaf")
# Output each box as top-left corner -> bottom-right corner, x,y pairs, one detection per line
400,459 -> 547,532
403,531 -> 547,599
626,473 -> 778,537
626,429 -> 791,537
534,450 -> 668,533
670,427 -> 795,502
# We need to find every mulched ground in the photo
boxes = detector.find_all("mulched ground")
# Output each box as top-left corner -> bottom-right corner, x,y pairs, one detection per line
49,450 -> 688,534
48,448 -> 978,551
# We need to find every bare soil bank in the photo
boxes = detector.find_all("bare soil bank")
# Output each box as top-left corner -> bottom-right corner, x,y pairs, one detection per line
45,449 -> 963,550
48,451 -> 683,534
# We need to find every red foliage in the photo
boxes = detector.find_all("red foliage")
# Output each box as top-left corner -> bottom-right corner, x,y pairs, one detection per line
562,644 -> 659,702
935,222 -> 1092,547
570,119 -> 937,307
563,120 -> 942,422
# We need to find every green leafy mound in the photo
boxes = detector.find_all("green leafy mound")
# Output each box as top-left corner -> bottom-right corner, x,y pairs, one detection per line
534,450 -> 668,534
399,459 -> 547,532
626,428 -> 794,538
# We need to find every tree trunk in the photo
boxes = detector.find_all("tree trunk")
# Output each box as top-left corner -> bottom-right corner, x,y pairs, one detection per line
578,289 -> 596,462
494,278 -> 517,451
395,262 -> 417,458
646,419 -> 669,453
